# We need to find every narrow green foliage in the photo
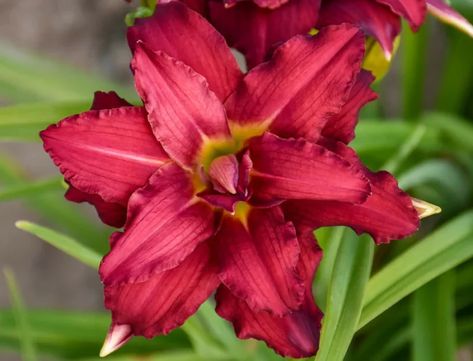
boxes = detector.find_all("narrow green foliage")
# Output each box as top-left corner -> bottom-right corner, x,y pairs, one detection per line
314,227 -> 345,312
314,231 -> 374,361
351,121 -> 441,160
15,221 -> 102,269
78,351 -> 205,361
0,310 -> 189,359
3,268 -> 38,361
359,210 -> 473,329
0,44 -> 134,102
181,315 -> 229,360
351,303 -> 410,361
421,112 -> 473,152
382,124 -> 426,173
436,32 -> 473,113
398,159 -> 470,208
365,328 -> 410,361
456,260 -> 473,304
183,302 -> 278,360
0,155 -> 108,251
76,351 -> 207,361
195,302 -> 251,361
0,177 -> 63,201
402,22 -> 428,120
458,315 -> 473,346
412,272 -> 456,361
0,101 -> 90,141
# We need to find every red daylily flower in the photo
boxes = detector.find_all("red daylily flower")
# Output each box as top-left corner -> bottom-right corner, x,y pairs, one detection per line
41,2 -> 423,358
178,0 -> 473,67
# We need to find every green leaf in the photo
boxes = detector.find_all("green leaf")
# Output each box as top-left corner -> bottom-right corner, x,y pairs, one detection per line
436,31 -> 473,113
0,309 -> 189,359
351,303 -> 410,361
195,301 -> 251,360
398,159 -> 470,204
412,272 -> 456,361
401,21 -> 428,120
0,44 -> 135,102
352,121 -> 441,159
314,227 -> 345,312
398,159 -> 471,218
359,210 -> 473,329
0,101 -> 90,141
15,221 -> 101,269
421,112 -> 473,152
382,124 -> 426,174
0,177 -> 63,201
314,230 -> 374,361
361,328 -> 410,361
3,268 -> 38,361
180,315 -> 229,360
77,351 -> 207,361
458,315 -> 473,346
456,260 -> 473,310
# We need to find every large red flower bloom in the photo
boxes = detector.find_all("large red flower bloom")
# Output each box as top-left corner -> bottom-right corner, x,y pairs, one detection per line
181,0 -> 473,67
41,2 -> 421,358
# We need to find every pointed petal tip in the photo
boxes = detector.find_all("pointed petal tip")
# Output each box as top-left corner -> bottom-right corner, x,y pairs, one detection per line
99,324 -> 132,358
411,197 -> 442,220
384,48 -> 393,62
428,2 -> 473,39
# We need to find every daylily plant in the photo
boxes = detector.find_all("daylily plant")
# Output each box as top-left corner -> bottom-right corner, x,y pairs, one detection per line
179,0 -> 473,67
41,2 -> 429,358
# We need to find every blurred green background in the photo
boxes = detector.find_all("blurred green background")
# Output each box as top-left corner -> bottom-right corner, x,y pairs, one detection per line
1,1 -> 473,361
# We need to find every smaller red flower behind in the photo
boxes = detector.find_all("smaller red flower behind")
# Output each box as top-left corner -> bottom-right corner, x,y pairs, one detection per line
41,3 -> 428,358
180,0 -> 473,67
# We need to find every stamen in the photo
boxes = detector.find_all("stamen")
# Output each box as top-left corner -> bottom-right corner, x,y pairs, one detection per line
234,201 -> 251,228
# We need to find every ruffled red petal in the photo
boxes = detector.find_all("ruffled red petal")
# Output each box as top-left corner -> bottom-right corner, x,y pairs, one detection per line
249,132 -> 370,204
60,91 -> 133,228
105,242 -> 219,338
132,44 -> 231,168
284,140 -> 419,244
318,0 -> 401,58
216,207 -> 304,316
209,0 -> 319,68
90,91 -> 131,110
128,1 -> 242,101
65,185 -> 126,228
376,0 -> 426,30
322,70 -> 377,144
100,163 -> 215,286
225,24 -> 365,141
40,106 -> 168,206
215,229 -> 323,358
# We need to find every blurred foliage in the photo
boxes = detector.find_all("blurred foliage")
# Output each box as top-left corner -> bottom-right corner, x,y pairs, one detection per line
1,5 -> 473,361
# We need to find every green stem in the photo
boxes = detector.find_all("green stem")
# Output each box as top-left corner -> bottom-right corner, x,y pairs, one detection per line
314,232 -> 374,361
3,269 -> 38,361
402,22 -> 429,121
412,271 -> 457,361
436,32 -> 473,113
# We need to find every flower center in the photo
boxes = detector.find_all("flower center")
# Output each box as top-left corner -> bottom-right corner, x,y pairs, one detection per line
194,123 -> 265,214
198,138 -> 240,171
196,151 -> 252,213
